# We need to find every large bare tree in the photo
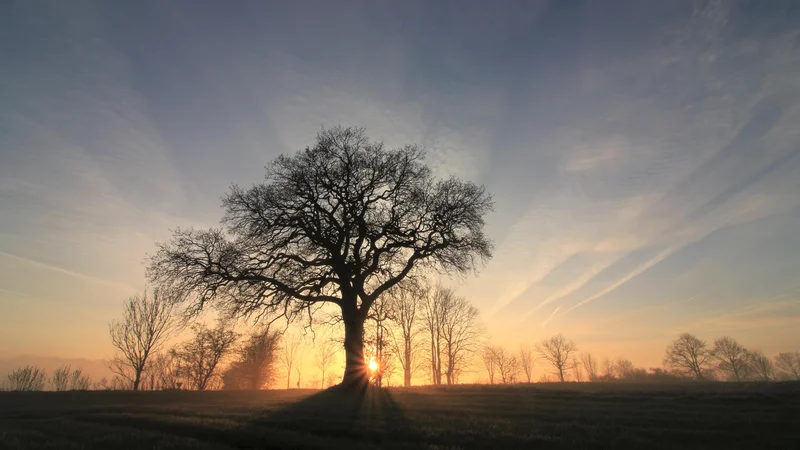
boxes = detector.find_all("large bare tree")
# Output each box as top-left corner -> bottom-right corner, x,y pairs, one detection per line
663,333 -> 712,380
148,126 -> 493,388
172,323 -> 239,390
535,334 -> 577,382
109,289 -> 175,390
711,337 -> 751,382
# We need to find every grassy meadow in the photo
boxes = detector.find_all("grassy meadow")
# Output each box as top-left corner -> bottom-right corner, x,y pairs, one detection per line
1,382 -> 798,449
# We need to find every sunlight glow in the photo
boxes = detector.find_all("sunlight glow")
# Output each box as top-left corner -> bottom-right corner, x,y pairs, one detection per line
368,356 -> 378,372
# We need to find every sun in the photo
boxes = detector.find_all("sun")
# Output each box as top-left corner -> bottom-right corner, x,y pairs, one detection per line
368,356 -> 378,372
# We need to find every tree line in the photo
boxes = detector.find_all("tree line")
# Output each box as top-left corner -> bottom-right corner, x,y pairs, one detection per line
4,292 -> 799,391
478,332 -> 800,384
4,127 -> 797,391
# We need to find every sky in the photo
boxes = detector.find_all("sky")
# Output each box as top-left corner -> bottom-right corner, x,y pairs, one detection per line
1,0 -> 800,375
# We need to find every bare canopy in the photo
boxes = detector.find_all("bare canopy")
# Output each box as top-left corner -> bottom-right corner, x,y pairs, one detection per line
148,126 -> 493,387
535,334 -> 577,382
108,289 -> 175,391
663,333 -> 712,380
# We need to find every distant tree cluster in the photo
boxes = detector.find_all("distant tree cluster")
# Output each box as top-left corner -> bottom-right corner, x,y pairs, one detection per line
2,365 -> 90,392
476,332 -> 799,385
663,333 -> 799,382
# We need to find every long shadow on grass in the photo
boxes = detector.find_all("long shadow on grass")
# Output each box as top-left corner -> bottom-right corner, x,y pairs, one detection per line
252,386 -> 417,447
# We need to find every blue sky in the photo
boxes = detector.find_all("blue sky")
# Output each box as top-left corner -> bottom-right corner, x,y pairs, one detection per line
1,0 -> 799,366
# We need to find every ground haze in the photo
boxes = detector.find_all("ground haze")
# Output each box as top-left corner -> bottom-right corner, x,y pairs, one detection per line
2,383 -> 798,449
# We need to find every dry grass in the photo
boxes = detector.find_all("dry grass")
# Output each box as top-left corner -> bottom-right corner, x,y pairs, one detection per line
1,382 -> 798,449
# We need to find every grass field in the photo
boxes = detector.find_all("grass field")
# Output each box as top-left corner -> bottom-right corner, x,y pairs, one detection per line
1,382 -> 799,449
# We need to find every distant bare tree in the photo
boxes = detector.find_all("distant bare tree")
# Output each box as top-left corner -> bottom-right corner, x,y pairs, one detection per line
519,345 -> 535,383
422,288 -> 444,385
663,333 -> 712,380
367,294 -> 394,387
148,352 -> 182,389
749,350 -> 773,381
437,287 -> 483,385
94,377 -> 110,391
51,365 -> 71,391
601,356 -> 615,380
317,339 -> 339,389
481,346 -> 498,384
388,282 -> 425,387
571,357 -> 584,382
109,289 -> 176,390
581,353 -> 598,382
173,322 -> 239,390
222,328 -> 281,390
535,334 -> 577,382
615,359 -> 636,380
493,347 -> 520,384
110,376 -> 130,390
774,352 -> 800,380
711,337 -> 751,382
7,366 -> 46,391
282,333 -> 303,389
69,368 -> 91,390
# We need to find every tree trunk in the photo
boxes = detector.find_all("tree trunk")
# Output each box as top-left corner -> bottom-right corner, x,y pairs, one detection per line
341,315 -> 368,389
404,346 -> 412,387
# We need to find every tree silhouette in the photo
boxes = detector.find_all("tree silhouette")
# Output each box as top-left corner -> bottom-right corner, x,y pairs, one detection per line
109,289 -> 175,390
581,353 -> 598,382
282,333 -> 303,389
366,294 -> 394,387
388,281 -> 425,387
7,366 -> 46,391
663,333 -> 712,380
535,334 -> 576,382
519,345 -> 535,383
148,126 -> 493,388
749,350 -> 774,381
51,365 -> 70,391
481,346 -> 498,384
423,286 -> 483,385
222,328 -> 281,390
711,337 -> 751,382
148,353 -> 182,390
774,352 -> 800,380
172,323 -> 239,390
317,339 -> 339,389
494,346 -> 520,384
